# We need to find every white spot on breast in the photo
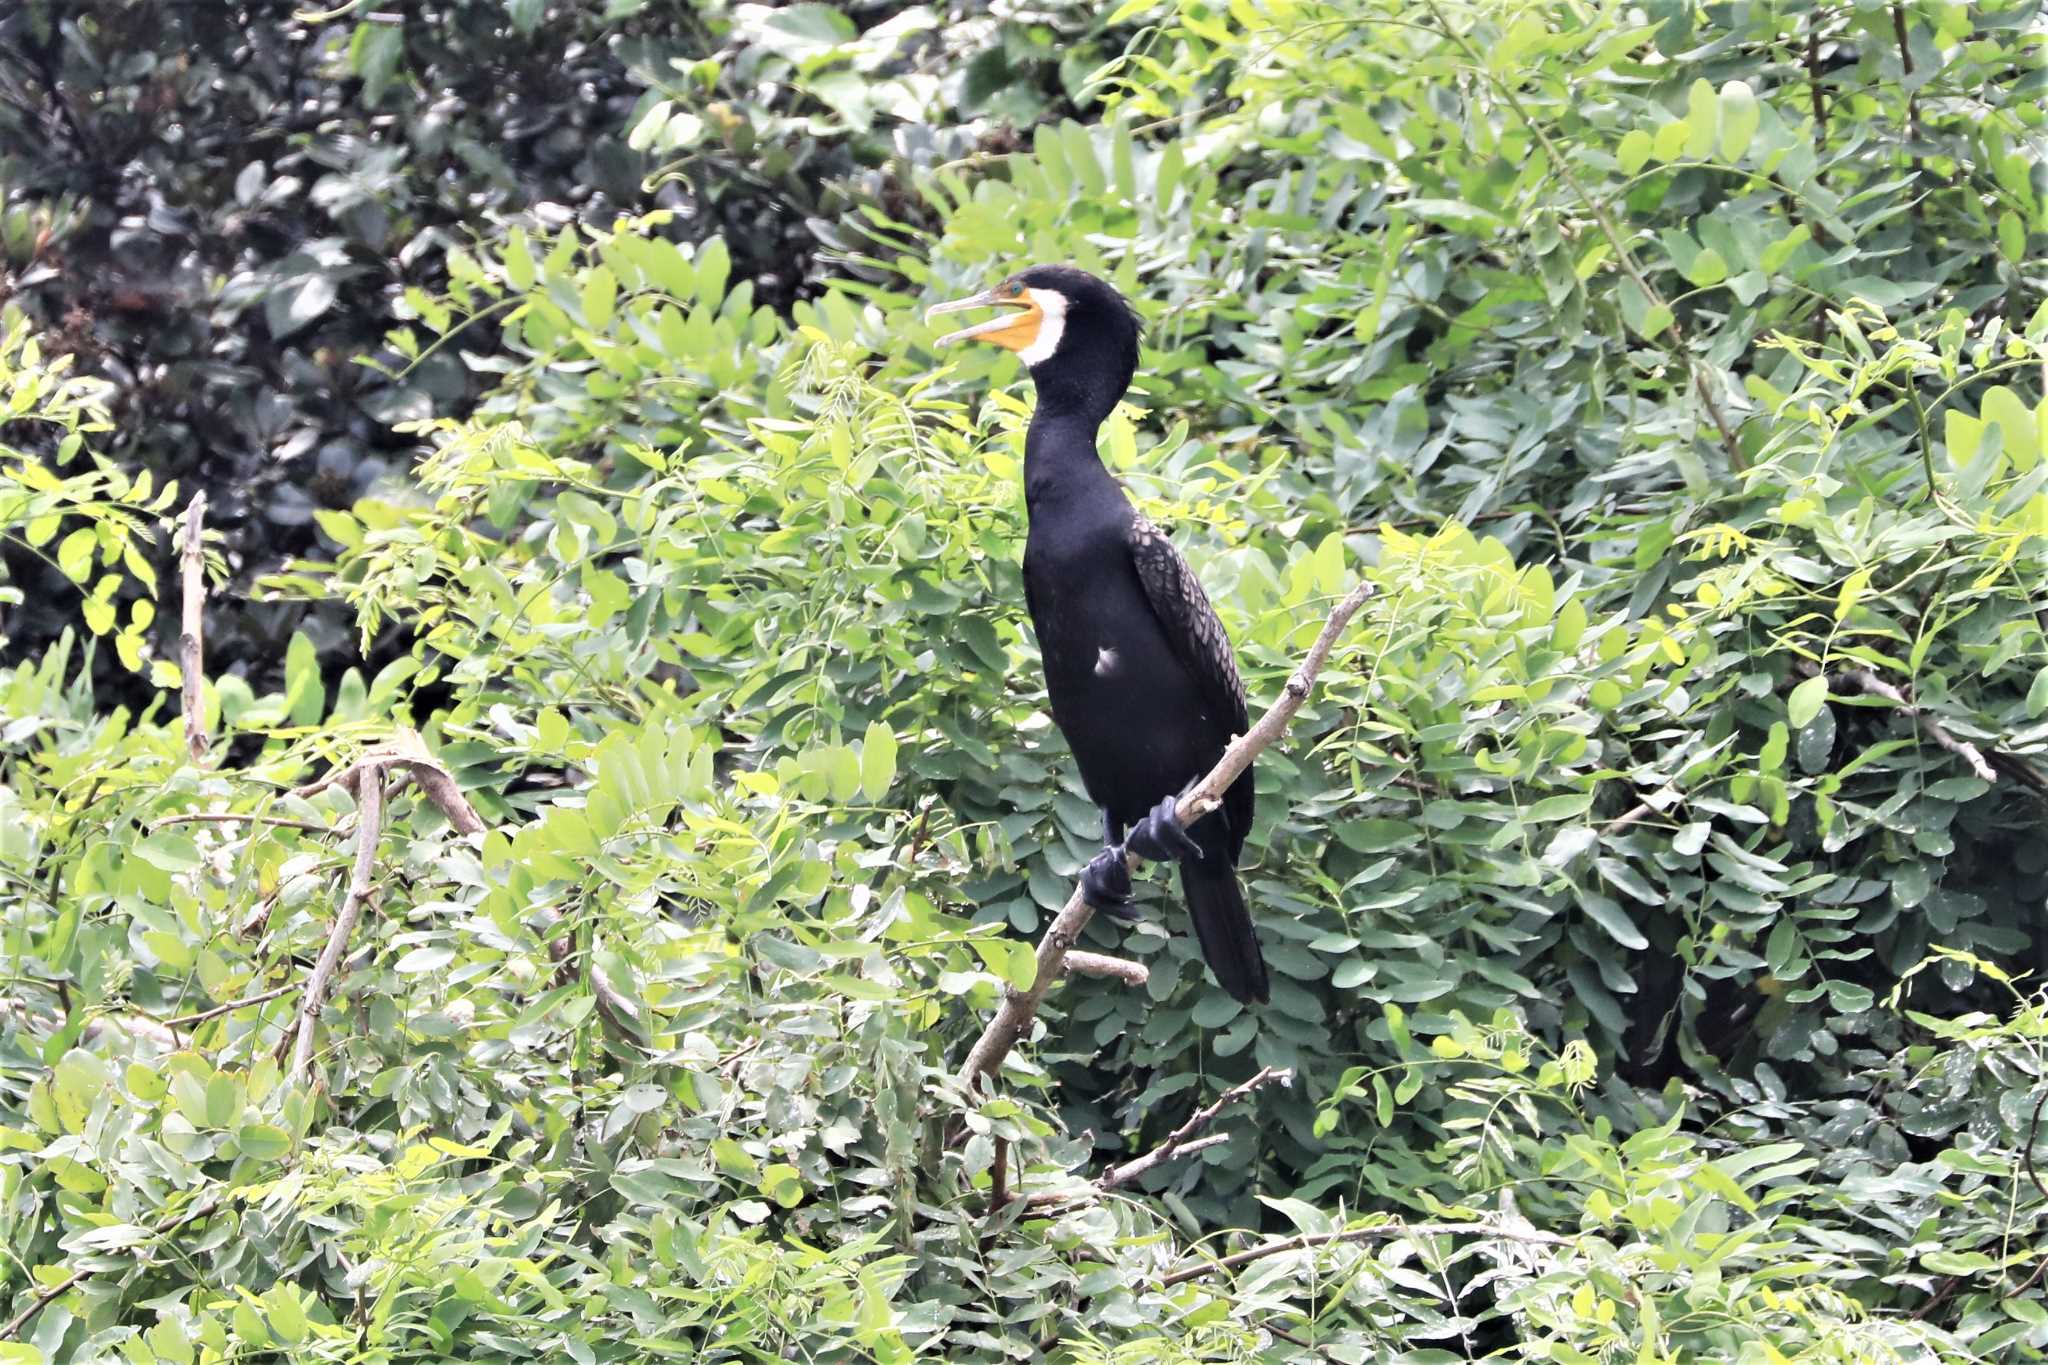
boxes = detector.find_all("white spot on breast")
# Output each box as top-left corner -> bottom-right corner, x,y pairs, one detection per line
1094,646 -> 1119,677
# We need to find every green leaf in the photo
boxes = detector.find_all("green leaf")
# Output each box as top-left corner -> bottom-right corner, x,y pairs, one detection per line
1787,674 -> 1828,728
1580,890 -> 1649,948
1524,790 -> 1594,822
1684,78 -> 1718,159
237,1122 -> 292,1162
822,744 -> 861,804
1981,385 -> 2039,473
1616,129 -> 1653,174
627,99 -> 674,152
759,1163 -> 805,1208
1686,248 -> 1728,287
396,945 -> 456,974
1717,80 -> 1759,160
57,528 -> 96,583
1595,858 -> 1664,907
696,237 -> 731,302
136,833 -> 203,873
1944,408 -> 1985,466
2028,666 -> 2048,719
581,266 -> 617,330
1999,209 -> 2026,264
285,631 -> 327,726
266,272 -> 338,339
859,720 -> 898,803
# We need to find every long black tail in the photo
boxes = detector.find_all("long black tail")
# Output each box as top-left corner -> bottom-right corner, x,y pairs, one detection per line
1180,862 -> 1269,1005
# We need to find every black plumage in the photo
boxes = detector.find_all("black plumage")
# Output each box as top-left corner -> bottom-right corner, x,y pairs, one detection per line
929,265 -> 1269,1005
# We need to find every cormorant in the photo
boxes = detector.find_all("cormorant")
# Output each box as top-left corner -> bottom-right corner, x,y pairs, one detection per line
928,266 -> 1270,1005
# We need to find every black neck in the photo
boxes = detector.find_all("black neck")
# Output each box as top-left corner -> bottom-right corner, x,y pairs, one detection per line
1024,405 -> 1118,507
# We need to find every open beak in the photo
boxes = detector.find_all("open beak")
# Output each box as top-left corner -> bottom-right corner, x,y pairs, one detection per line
925,287 -> 1045,352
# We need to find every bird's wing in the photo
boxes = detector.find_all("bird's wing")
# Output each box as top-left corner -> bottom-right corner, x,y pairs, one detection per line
1126,512 -> 1249,734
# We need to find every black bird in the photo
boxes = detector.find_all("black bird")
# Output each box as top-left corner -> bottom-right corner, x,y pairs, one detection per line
928,266 -> 1270,1005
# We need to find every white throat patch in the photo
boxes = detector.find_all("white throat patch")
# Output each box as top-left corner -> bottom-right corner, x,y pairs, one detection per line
1018,287 -> 1068,367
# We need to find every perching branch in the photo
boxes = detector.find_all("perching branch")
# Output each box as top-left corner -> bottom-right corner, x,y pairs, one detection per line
1157,1219 -> 1574,1289
957,581 -> 1375,1093
283,769 -> 384,1086
1099,1065 -> 1292,1192
178,492 -> 209,765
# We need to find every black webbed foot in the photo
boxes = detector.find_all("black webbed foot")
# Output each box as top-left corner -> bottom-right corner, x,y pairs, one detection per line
1081,845 -> 1141,919
1124,793 -> 1203,864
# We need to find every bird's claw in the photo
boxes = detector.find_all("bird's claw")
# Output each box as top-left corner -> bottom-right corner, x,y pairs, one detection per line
1081,845 -> 1141,919
1124,793 -> 1203,864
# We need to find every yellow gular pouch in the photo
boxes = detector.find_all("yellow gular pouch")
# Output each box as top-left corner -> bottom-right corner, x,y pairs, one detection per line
926,285 -> 1068,364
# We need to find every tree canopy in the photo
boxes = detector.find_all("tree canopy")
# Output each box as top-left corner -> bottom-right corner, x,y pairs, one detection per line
3,0 -> 2048,1360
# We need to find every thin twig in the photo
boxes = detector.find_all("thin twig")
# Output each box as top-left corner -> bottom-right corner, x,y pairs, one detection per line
1805,15 -> 1828,160
957,581 -> 1375,1092
1158,1219 -> 1573,1289
1263,1321 -> 1339,1360
1100,1066 -> 1292,1192
1601,801 -> 1655,835
1800,661 -> 1998,783
0,1193 -> 221,1340
2026,1090 -> 2048,1205
152,812 -> 339,835
179,492 -> 208,765
285,770 -> 384,1086
1063,951 -> 1149,987
161,982 -> 296,1029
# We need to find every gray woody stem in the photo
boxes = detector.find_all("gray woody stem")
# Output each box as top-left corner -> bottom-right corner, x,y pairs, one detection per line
286,769 -> 384,1086
957,580 -> 1375,1092
1097,1065 -> 1292,1191
179,492 -> 208,765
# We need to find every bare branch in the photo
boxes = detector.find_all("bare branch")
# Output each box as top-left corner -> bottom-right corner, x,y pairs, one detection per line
294,730 -> 485,836
161,982 -> 296,1028
957,581 -> 1375,1093
1801,660 -> 1998,783
285,769 -> 384,1086
587,962 -> 643,1042
1158,1219 -> 1574,1289
179,493 -> 208,765
81,1013 -> 180,1050
152,811 -> 339,835
1099,1066 -> 1292,1192
1601,801 -> 1655,835
1063,951 -> 1149,987
543,909 -> 642,1043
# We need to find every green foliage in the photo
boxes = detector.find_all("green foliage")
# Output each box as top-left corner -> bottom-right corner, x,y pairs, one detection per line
3,0 -> 2048,1360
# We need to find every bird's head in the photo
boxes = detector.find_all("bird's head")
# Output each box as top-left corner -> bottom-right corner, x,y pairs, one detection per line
926,265 -> 1140,421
